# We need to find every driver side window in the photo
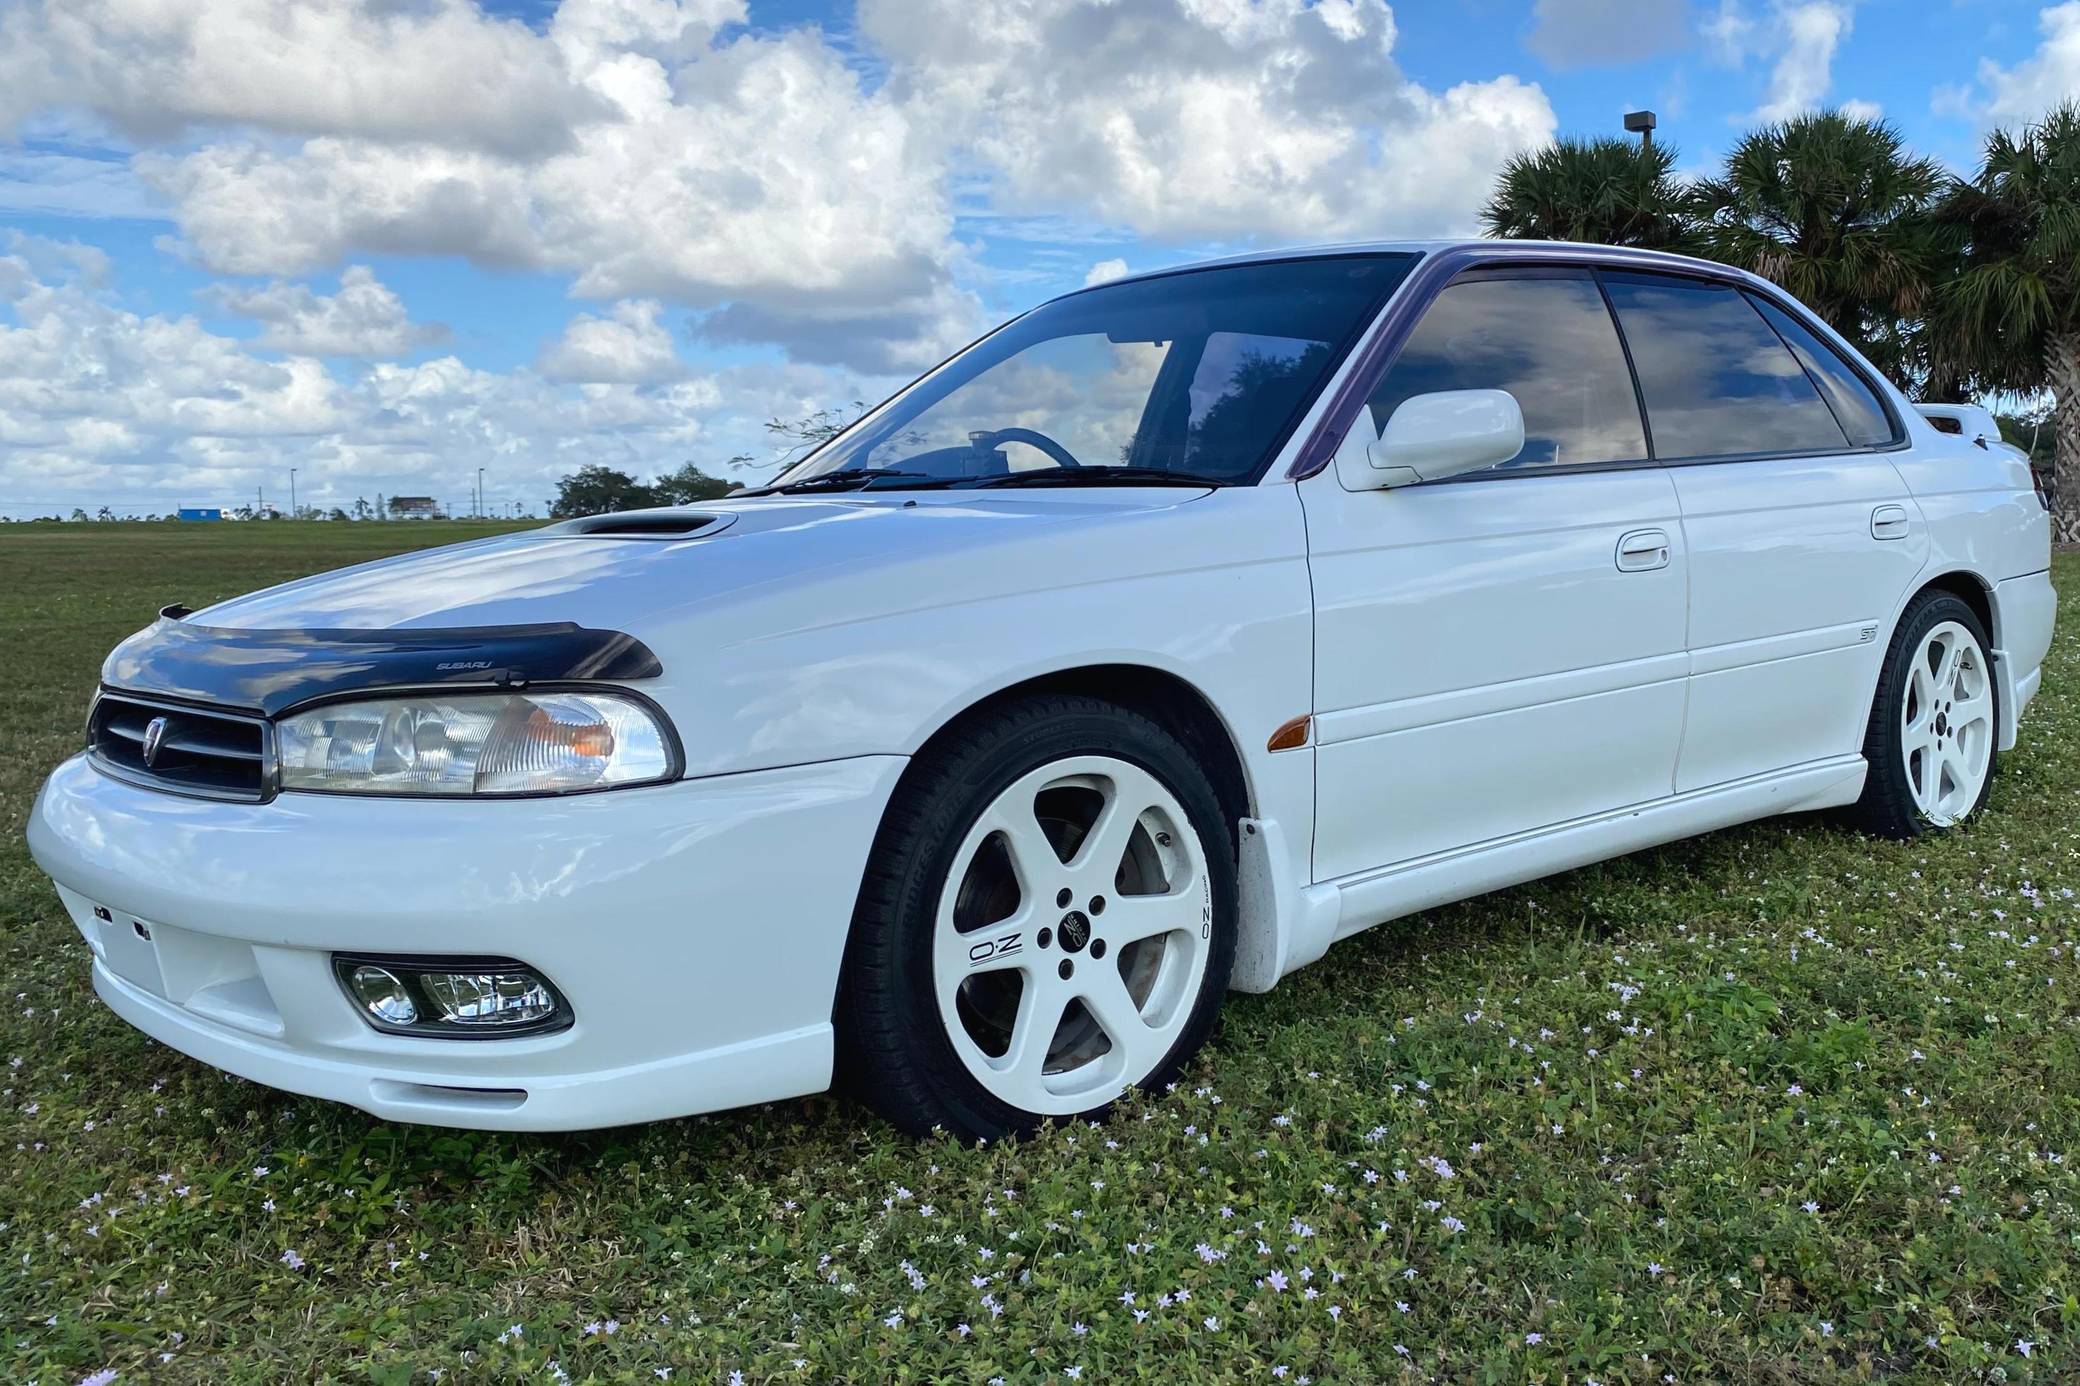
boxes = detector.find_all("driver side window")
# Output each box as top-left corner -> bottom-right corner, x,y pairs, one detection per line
1366,272 -> 1649,473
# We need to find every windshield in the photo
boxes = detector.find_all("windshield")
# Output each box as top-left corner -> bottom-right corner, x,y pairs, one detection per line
775,255 -> 1416,489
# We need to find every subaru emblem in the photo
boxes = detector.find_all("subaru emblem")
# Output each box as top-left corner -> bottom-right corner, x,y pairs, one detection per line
141,715 -> 169,767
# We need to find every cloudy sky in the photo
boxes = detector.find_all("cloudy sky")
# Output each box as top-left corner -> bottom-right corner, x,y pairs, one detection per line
0,0 -> 2074,518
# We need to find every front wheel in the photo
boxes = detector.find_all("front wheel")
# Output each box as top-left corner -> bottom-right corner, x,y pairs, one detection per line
1846,590 -> 1999,839
837,695 -> 1236,1139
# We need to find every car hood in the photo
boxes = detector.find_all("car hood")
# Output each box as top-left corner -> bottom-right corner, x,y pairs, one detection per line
188,490 -> 1214,634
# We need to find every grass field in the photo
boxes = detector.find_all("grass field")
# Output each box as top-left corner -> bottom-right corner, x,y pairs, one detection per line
2,524 -> 2077,1384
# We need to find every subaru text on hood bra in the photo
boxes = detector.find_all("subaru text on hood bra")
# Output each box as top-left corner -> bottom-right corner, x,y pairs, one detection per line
28,242 -> 2056,1137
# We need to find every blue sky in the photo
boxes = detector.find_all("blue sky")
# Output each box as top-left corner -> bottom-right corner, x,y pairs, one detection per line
0,0 -> 2074,518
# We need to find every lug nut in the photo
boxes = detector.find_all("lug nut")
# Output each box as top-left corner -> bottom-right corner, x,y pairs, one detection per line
1090,896 -> 1106,915
1058,959 -> 1074,980
1091,939 -> 1107,960
1056,888 -> 1073,908
1038,927 -> 1053,949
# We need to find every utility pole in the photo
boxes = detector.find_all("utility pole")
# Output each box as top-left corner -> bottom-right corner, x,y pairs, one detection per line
289,467 -> 297,518
476,467 -> 486,519
1623,110 -> 1657,149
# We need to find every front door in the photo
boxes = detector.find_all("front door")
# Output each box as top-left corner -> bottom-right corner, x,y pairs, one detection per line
1302,268 -> 1690,882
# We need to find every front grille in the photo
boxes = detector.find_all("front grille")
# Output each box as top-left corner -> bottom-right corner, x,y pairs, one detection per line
88,692 -> 272,801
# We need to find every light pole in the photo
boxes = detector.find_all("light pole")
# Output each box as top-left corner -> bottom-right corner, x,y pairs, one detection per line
289,468 -> 297,519
1624,110 -> 1657,149
476,467 -> 486,519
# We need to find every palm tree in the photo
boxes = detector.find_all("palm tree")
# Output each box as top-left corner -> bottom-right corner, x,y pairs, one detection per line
1934,102 -> 2080,541
1688,111 -> 1950,384
1482,136 -> 1695,250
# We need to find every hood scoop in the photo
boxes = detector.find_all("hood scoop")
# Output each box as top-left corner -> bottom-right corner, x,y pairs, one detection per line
549,510 -> 737,539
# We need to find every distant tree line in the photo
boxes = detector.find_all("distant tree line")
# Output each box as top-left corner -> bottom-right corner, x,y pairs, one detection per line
549,462 -> 740,519
548,407 -> 862,518
1482,104 -> 2080,539
19,495 -> 540,523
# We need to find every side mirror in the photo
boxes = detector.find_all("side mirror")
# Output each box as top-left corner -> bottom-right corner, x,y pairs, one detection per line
1362,389 -> 1524,487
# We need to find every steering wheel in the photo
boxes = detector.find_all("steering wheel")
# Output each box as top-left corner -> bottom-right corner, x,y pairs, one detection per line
972,426 -> 1084,469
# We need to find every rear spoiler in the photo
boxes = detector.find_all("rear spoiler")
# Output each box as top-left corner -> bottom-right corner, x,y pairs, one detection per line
1913,402 -> 2000,449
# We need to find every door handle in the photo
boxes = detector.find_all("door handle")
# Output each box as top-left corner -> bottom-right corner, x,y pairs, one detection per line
1615,528 -> 1671,572
1871,504 -> 1910,541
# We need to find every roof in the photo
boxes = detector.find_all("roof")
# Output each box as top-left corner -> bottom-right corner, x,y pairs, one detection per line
1087,239 -> 1756,293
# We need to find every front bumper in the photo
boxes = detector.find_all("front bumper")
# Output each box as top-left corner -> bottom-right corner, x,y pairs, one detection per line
28,752 -> 905,1130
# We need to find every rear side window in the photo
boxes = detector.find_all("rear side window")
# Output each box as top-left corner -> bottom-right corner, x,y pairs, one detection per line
1602,273 -> 1848,460
1745,294 -> 1897,447
1367,272 -> 1648,471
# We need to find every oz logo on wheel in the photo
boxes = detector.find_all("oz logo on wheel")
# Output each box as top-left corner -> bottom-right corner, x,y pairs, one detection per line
969,933 -> 1021,966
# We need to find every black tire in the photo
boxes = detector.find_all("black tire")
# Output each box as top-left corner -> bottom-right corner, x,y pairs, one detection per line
835,694 -> 1237,1140
1844,590 -> 1999,839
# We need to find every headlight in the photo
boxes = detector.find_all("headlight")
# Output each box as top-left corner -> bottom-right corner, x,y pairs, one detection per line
276,691 -> 676,796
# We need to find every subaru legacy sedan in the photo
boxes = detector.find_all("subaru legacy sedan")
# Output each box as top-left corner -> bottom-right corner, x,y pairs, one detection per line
28,241 -> 2055,1138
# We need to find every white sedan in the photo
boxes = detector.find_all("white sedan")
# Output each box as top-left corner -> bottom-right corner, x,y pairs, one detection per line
28,241 -> 2056,1137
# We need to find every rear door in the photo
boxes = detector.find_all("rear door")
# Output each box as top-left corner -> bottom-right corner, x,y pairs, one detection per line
1599,272 -> 1928,791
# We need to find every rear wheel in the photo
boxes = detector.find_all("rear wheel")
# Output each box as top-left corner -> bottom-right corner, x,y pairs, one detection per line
1846,591 -> 1998,838
837,696 -> 1235,1139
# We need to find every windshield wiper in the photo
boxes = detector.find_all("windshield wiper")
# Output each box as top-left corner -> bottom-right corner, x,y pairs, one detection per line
964,466 -> 1231,489
738,467 -> 940,497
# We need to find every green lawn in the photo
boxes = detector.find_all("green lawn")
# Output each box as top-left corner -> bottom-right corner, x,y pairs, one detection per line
2,525 -> 2076,1384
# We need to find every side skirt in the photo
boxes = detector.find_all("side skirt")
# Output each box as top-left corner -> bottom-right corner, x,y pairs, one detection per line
1286,755 -> 1868,971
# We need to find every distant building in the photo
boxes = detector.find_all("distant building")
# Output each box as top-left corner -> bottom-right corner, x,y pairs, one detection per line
388,496 -> 440,519
177,507 -> 223,522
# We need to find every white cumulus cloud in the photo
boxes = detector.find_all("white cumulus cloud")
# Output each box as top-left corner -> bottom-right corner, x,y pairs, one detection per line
0,243 -> 879,515
0,0 -> 606,157
537,300 -> 685,384
18,0 -> 964,372
858,0 -> 1556,240
208,266 -> 449,358
1753,1 -> 1852,121
1972,2 -> 2080,126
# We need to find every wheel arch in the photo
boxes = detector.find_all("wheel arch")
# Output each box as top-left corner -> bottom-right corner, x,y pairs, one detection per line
1913,568 -> 1997,645
832,662 -> 1263,1030
1871,566 -> 2010,750
899,663 -> 1258,843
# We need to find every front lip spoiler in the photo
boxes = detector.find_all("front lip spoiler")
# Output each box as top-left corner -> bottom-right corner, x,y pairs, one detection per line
102,606 -> 664,717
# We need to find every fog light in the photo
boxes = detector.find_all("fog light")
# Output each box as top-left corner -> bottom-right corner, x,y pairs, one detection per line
420,970 -> 558,1027
347,965 -> 418,1026
332,955 -> 570,1038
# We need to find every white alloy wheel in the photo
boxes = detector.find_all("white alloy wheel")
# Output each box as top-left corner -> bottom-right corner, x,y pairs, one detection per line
932,754 -> 1212,1117
1900,619 -> 1995,827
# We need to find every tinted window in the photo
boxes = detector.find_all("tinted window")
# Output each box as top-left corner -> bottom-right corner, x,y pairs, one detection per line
1602,273 -> 1847,459
1176,331 -> 1336,477
1366,273 -> 1647,471
793,255 -> 1416,485
1746,294 -> 1897,447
